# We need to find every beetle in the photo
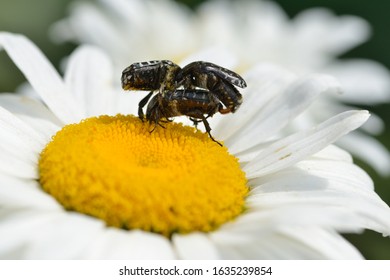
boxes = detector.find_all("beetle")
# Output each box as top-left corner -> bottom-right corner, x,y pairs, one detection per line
121,60 -> 181,91
176,61 -> 246,114
121,60 -> 181,119
146,89 -> 223,146
121,60 -> 246,118
121,60 -> 246,144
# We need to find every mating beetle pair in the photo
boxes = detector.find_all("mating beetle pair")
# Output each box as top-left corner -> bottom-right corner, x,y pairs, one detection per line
121,60 -> 246,145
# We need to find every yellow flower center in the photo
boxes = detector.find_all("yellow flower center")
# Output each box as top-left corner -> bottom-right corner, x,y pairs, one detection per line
39,115 -> 248,237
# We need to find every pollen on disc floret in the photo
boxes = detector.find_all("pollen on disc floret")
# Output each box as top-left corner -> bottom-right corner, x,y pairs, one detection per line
39,114 -> 248,236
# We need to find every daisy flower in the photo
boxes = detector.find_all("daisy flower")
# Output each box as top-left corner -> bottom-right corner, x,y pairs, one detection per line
0,32 -> 390,259
51,0 -> 390,176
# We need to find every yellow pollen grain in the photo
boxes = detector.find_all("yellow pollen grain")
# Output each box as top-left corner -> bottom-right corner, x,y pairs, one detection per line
39,115 -> 248,236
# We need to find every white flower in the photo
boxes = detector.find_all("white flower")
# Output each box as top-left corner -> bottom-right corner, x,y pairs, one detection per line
1,32 -> 390,259
51,0 -> 390,175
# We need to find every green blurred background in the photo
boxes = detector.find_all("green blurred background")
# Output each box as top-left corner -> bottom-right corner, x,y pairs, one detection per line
0,0 -> 389,259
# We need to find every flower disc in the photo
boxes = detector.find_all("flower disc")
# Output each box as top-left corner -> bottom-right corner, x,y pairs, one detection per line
39,115 -> 248,236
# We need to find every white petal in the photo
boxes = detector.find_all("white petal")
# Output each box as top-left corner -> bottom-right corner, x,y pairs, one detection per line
235,138 -> 353,164
226,74 -> 341,154
52,0 -> 195,68
308,144 -> 353,162
0,94 -> 61,125
84,229 -> 175,259
325,59 -> 390,104
64,45 -> 116,116
225,206 -> 363,234
277,228 -> 364,259
0,207 -> 175,259
179,47 -> 237,69
243,110 -> 369,178
213,63 -> 296,140
337,131 -> 390,176
0,94 -> 61,140
359,111 -> 385,135
250,158 -> 374,192
103,0 -> 195,61
0,106 -> 45,178
0,148 -> 37,179
114,91 -> 143,116
99,0 -> 148,28
246,159 -> 390,235
0,174 -> 60,209
0,210 -> 105,259
0,32 -> 83,123
293,8 -> 370,57
197,0 -> 241,47
197,0 -> 289,67
0,105 -> 45,149
51,2 -> 130,67
16,115 -> 59,143
110,0 -> 194,63
325,102 -> 385,135
211,228 -> 362,259
172,232 -> 220,259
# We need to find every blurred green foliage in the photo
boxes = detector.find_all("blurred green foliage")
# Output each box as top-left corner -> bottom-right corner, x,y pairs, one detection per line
0,0 -> 389,259
0,0 -> 75,92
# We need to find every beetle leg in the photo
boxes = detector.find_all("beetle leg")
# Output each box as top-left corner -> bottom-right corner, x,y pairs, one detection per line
138,90 -> 154,121
186,107 -> 222,146
149,108 -> 166,133
189,117 -> 201,129
200,115 -> 222,146
150,121 -> 166,133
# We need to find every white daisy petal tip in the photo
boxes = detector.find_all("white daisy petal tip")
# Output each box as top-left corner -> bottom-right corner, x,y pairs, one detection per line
296,73 -> 343,95
244,110 -> 370,178
294,8 -> 371,55
0,32 -> 83,124
347,110 -> 370,129
337,132 -> 390,177
326,59 -> 390,104
64,44 -> 115,116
